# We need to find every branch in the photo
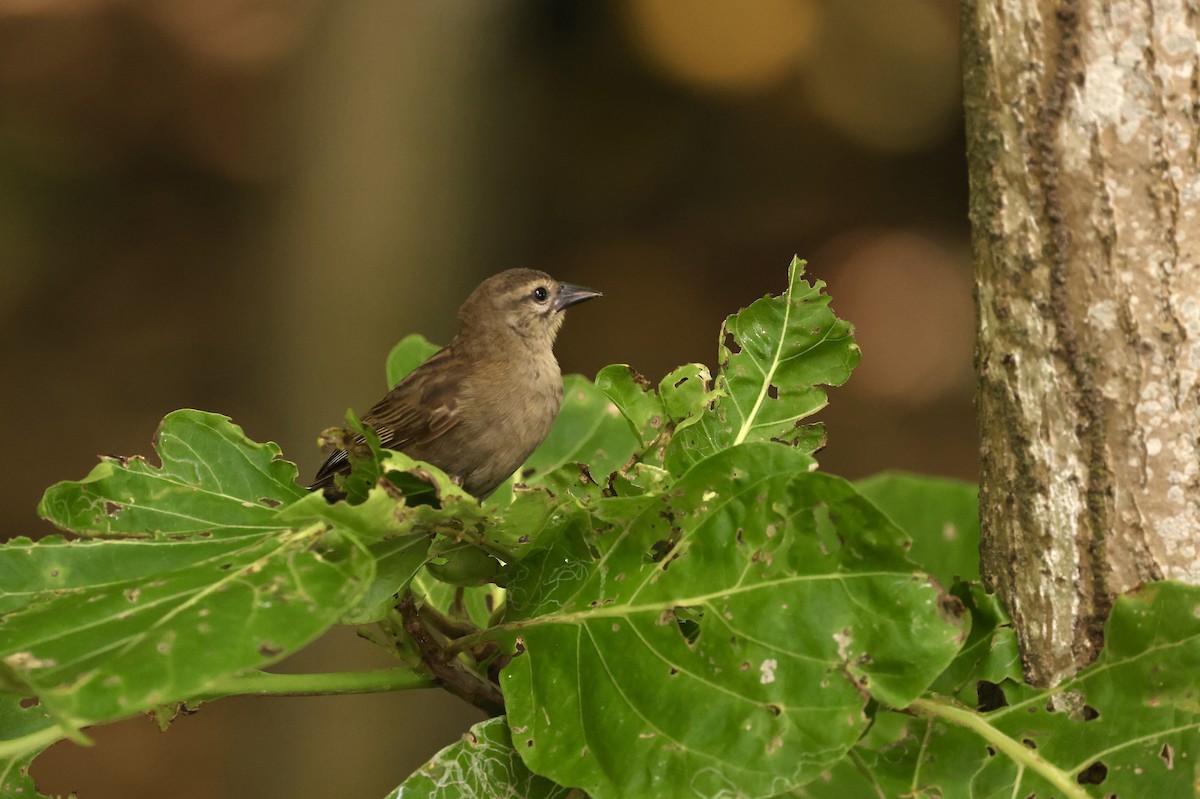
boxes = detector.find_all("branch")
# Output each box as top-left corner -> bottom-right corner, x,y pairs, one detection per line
398,594 -> 505,716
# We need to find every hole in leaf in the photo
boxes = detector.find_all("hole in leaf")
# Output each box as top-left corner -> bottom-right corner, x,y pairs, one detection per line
104,501 -> 123,518
1022,738 -> 1037,750
767,384 -> 779,399
19,696 -> 38,709
976,680 -> 1007,712
723,331 -> 742,354
218,563 -> 234,571
260,497 -> 282,508
646,528 -> 682,564
985,745 -> 996,757
672,606 -> 703,646
764,704 -> 781,717
669,667 -> 679,676
1159,742 -> 1174,769
1080,704 -> 1100,721
526,739 -> 534,748
1076,761 -> 1107,785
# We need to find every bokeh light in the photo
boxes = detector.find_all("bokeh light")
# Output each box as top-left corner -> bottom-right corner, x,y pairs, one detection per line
798,0 -> 960,151
623,0 -> 819,93
821,229 -> 974,403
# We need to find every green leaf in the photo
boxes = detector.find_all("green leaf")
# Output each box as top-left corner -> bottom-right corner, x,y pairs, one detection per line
801,581 -> 1200,799
929,581 -> 1022,701
385,333 -> 440,387
664,257 -> 859,474
515,375 -> 641,498
496,443 -> 965,799
385,717 -> 573,799
38,410 -> 305,538
595,364 -> 667,447
855,470 -> 981,584
0,695 -> 60,797
0,523 -> 371,747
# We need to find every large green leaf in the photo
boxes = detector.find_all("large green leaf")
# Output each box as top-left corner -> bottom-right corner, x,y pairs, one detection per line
385,717 -> 573,799
3,411 -> 448,763
38,410 -> 305,539
496,443 -> 965,799
801,581 -> 1200,799
855,471 -> 981,584
516,375 -> 641,498
664,257 -> 859,474
0,523 -> 371,756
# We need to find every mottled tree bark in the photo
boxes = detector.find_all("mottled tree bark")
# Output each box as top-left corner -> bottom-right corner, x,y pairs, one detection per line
963,0 -> 1200,687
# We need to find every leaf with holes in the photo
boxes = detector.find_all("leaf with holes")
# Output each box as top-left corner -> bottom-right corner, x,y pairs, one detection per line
663,257 -> 858,475
521,375 -> 640,496
495,443 -> 965,799
385,717 -> 574,799
0,523 -> 371,762
799,581 -> 1200,799
38,410 -> 306,539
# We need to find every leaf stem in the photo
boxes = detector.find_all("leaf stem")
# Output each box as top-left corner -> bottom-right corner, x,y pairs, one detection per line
197,667 -> 434,700
907,695 -> 1090,799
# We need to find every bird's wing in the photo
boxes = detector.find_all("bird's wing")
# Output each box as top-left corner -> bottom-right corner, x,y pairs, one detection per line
310,347 -> 463,487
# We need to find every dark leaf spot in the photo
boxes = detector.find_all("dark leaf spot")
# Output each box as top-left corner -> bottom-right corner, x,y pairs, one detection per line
1076,761 -> 1107,785
937,592 -> 965,622
258,642 -> 284,658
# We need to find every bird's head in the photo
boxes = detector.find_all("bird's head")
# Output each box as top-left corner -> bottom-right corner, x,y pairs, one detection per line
457,268 -> 601,347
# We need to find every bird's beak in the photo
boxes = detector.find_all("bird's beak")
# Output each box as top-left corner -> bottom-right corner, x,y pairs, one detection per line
554,282 -> 602,311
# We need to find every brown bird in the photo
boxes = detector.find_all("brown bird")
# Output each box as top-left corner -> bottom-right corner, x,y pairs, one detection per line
311,268 -> 601,498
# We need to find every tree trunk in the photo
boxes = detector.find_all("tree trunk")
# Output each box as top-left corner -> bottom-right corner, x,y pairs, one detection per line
963,0 -> 1200,688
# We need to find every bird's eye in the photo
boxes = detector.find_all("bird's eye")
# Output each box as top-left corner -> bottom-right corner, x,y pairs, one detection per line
532,286 -> 549,303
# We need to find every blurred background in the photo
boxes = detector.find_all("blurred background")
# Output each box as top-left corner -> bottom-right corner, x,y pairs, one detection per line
2,1 -> 975,796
